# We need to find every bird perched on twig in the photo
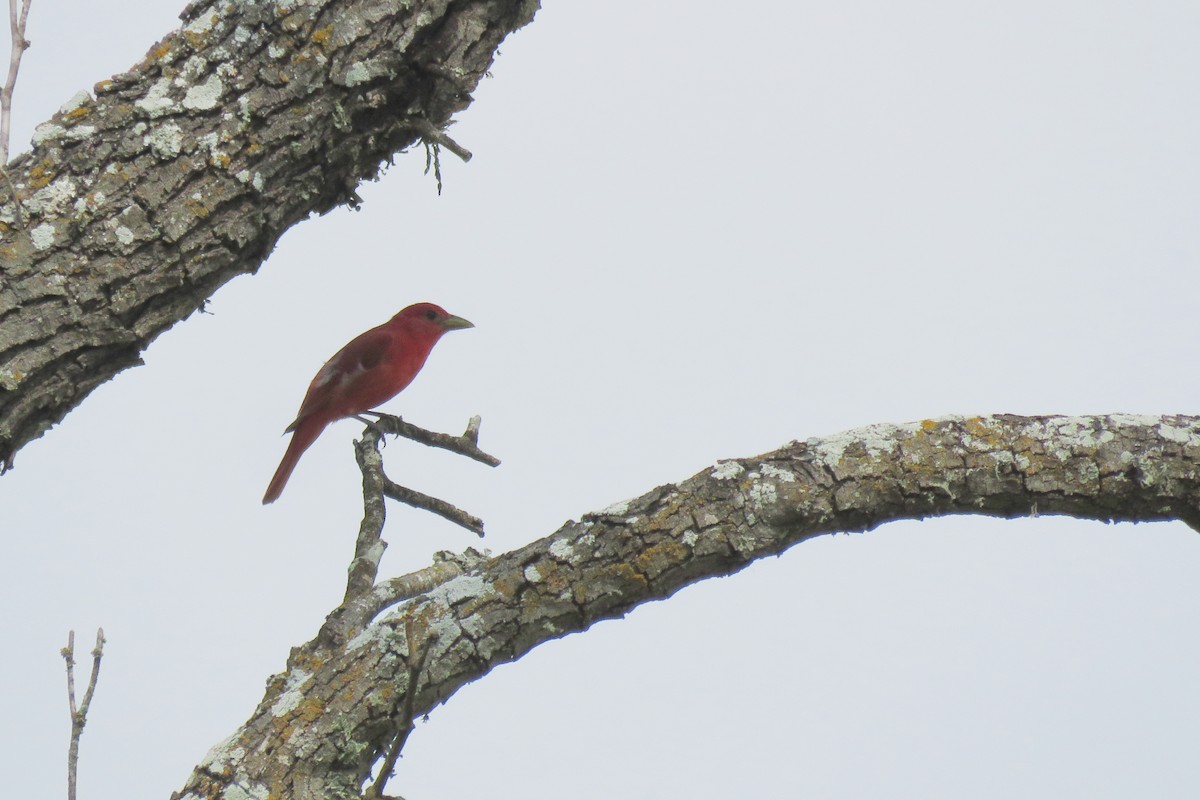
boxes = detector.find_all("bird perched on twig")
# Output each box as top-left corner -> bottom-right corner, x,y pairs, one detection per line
263,302 -> 473,504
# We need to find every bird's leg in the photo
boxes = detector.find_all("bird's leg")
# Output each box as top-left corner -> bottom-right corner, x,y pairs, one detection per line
353,413 -> 390,442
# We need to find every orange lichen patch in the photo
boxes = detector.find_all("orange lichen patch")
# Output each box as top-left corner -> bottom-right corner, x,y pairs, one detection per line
634,540 -> 688,580
310,26 -> 334,47
185,197 -> 211,218
493,572 -> 521,598
182,18 -> 219,49
210,152 -> 232,169
146,39 -> 173,63
573,562 -> 649,605
962,415 -> 1005,449
63,105 -> 92,122
920,419 -> 938,431
293,696 -> 325,723
647,495 -> 687,530
289,651 -> 326,674
27,159 -> 58,191
531,560 -> 571,595
94,79 -> 113,93
963,416 -> 991,436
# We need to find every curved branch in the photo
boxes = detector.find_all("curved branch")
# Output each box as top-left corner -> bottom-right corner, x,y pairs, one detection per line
0,0 -> 540,469
174,413 -> 1200,800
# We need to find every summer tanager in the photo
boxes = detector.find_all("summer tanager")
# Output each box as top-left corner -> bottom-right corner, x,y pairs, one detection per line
262,302 -> 473,504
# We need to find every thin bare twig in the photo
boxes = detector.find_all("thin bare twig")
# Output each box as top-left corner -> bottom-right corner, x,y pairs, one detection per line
0,0 -> 32,225
365,618 -> 437,800
1,0 -> 32,165
354,414 -> 496,536
367,413 -> 501,467
384,479 -> 485,537
403,116 -> 472,163
62,628 -> 106,800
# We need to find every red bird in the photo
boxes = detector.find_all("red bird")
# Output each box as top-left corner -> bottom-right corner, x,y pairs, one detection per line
263,302 -> 474,504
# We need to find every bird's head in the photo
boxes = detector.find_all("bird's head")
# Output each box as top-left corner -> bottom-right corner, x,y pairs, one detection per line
394,302 -> 474,336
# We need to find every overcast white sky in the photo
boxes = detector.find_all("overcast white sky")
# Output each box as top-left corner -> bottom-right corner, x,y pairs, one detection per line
2,1 -> 1199,797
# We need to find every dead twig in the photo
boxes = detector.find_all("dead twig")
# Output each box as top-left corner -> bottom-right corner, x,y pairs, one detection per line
62,628 -> 106,800
403,116 -> 472,163
0,0 -> 33,225
383,478 -> 485,537
367,413 -> 500,467
364,618 -> 437,800
0,0 -> 32,165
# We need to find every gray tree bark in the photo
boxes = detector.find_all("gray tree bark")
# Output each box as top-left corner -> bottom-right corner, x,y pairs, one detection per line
0,0 -> 539,468
173,413 -> 1200,800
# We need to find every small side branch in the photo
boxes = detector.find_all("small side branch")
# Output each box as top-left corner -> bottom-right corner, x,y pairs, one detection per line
330,413 -> 496,640
356,414 -> 497,536
368,413 -> 500,467
402,116 -> 472,163
364,618 -> 437,800
0,0 -> 32,165
0,0 -> 33,225
384,479 -> 484,537
62,628 -> 106,800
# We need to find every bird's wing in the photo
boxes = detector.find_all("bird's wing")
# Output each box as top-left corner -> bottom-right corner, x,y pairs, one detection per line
284,328 -> 394,432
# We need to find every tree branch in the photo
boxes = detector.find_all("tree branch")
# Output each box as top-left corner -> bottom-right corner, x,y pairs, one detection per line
0,0 -> 32,166
173,414 -> 1200,800
0,0 -> 540,471
62,628 -> 106,800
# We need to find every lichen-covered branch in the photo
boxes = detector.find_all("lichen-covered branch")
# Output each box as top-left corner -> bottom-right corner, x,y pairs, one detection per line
175,413 -> 1200,800
0,0 -> 540,469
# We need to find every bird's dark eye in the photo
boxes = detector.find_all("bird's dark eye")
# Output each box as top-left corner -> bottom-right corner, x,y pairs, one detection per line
426,309 -> 438,321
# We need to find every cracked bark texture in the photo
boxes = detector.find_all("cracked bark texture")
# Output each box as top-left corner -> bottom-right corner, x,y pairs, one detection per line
0,0 -> 539,466
177,413 -> 1200,800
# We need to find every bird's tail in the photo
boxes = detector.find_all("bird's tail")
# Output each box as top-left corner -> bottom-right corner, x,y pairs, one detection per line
262,418 -> 327,504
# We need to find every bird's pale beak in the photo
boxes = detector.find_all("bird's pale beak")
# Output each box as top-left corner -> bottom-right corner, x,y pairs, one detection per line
441,314 -> 474,331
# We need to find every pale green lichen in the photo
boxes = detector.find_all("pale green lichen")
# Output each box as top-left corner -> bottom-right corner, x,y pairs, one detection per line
136,77 -> 177,117
30,222 -> 55,250
748,476 -> 778,512
221,781 -> 269,800
598,498 -> 630,516
1157,420 -> 1199,445
183,11 -> 217,37
268,668 -> 313,717
197,731 -> 245,774
31,120 -> 95,145
343,63 -> 371,86
145,122 -> 184,158
183,74 -> 224,111
26,175 -> 77,215
711,461 -> 744,480
759,463 -> 796,482
0,368 -> 26,390
58,91 -> 92,115
180,54 -> 210,82
548,537 -> 581,563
